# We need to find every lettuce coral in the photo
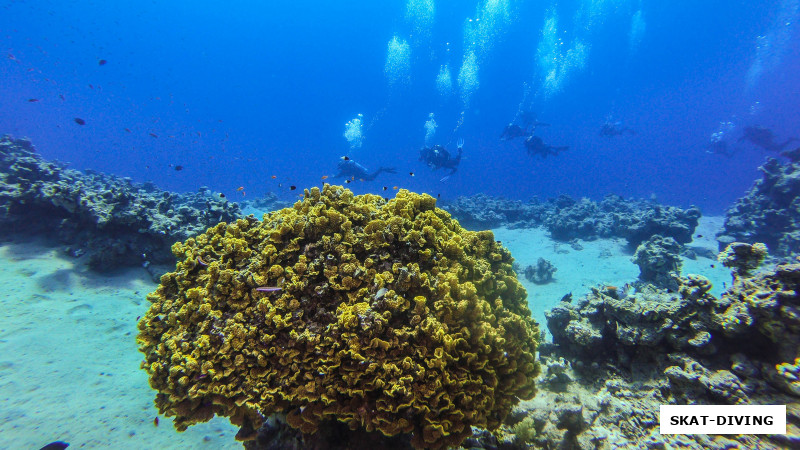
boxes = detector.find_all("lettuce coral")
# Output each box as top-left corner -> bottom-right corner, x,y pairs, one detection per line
137,185 -> 540,449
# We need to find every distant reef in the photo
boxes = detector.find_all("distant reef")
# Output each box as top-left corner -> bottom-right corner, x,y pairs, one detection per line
717,155 -> 800,257
441,192 -> 701,248
0,135 -> 247,272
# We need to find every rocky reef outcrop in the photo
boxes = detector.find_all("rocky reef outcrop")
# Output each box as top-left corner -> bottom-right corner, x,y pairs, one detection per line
632,234 -> 683,291
523,257 -> 557,285
0,135 -> 242,271
718,157 -> 800,257
532,243 -> 800,449
443,193 -> 701,248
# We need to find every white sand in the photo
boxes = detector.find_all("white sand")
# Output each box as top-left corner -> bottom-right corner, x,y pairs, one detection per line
0,217 -> 731,448
0,238 -> 239,449
495,216 -> 732,332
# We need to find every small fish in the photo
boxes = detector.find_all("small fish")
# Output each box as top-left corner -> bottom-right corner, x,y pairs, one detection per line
173,165 -> 183,171
341,156 -> 350,161
98,59 -> 107,66
124,128 -> 131,133
74,118 -> 86,125
383,186 -> 387,190
392,186 -> 399,190
271,175 -> 277,179
710,264 -> 715,268
149,132 -> 158,138
136,315 -> 140,321
560,292 -> 573,303
290,185 -> 296,190
88,84 -> 94,89
219,193 -> 226,198
154,417 -> 159,427
256,286 -> 282,293
437,193 -> 440,198
345,179 -> 351,183
40,442 -> 69,450
321,175 -> 328,180
237,186 -> 244,191
28,98 -> 39,102
696,234 -> 703,238
59,94 -> 65,101
409,172 -> 414,176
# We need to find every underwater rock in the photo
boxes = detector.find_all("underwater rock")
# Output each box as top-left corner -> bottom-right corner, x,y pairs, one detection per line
137,185 -> 540,450
717,157 -> 800,257
524,257 -> 557,284
442,193 -> 701,247
543,194 -> 701,247
0,135 -> 243,271
441,193 -> 545,230
632,235 -> 682,291
718,241 -> 768,278
526,259 -> 800,449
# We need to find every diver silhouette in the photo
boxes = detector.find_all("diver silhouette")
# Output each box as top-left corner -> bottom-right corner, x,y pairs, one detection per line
524,135 -> 568,159
599,119 -> 636,137
739,126 -> 799,153
333,159 -> 396,181
420,139 -> 463,181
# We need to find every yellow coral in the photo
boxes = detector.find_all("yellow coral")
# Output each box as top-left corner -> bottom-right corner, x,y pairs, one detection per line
137,185 -> 540,449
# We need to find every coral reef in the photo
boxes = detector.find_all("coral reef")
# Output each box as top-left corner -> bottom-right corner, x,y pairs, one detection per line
440,194 -> 545,230
137,185 -> 541,450
523,257 -> 557,285
543,194 -> 701,247
535,258 -> 800,448
632,235 -> 682,291
443,193 -> 701,247
0,135 -> 243,271
718,241 -> 768,278
718,157 -> 800,257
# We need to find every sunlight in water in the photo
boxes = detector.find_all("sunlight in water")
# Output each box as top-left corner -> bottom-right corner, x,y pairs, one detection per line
537,11 -> 589,99
385,35 -> 412,88
424,112 -> 437,146
458,50 -> 480,108
436,64 -> 453,97
343,114 -> 364,150
628,9 -> 646,55
405,0 -> 435,44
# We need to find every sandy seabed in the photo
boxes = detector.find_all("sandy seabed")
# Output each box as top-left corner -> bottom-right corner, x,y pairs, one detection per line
0,217 -> 730,449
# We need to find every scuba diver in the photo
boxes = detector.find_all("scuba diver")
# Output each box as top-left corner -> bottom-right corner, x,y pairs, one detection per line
500,112 -> 550,141
524,135 -> 568,159
706,120 -> 736,158
420,139 -> 463,181
599,118 -> 636,137
738,126 -> 798,153
333,158 -> 396,181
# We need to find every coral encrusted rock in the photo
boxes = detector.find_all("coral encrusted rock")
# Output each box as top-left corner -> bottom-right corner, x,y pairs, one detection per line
717,157 -> 800,256
137,185 -> 541,450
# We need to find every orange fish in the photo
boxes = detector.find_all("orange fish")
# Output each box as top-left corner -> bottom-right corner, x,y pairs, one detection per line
271,175 -> 277,179
236,186 -> 244,191
321,175 -> 328,180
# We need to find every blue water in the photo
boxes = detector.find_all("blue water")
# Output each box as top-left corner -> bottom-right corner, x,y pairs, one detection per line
1,0 -> 798,214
